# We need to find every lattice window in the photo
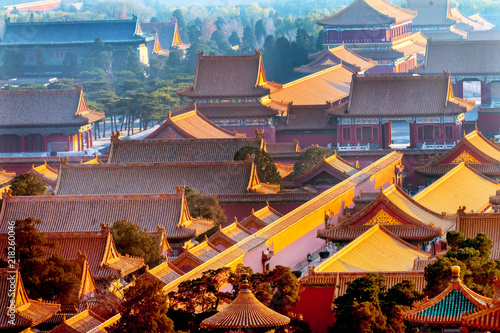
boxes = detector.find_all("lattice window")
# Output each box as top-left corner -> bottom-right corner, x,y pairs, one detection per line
365,209 -> 402,225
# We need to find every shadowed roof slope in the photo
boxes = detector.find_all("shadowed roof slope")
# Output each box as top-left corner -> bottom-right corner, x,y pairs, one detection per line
49,308 -> 106,333
0,192 -> 196,240
146,109 -> 244,139
195,103 -> 279,119
0,17 -> 148,46
295,151 -> 359,184
316,224 -> 429,272
0,269 -> 60,329
331,73 -> 474,117
108,136 -> 263,163
141,20 -> 183,50
177,51 -> 270,98
414,40 -> 500,74
317,0 -> 416,26
277,104 -> 335,130
413,163 -> 500,214
406,0 -> 454,27
0,87 -> 104,126
296,46 -> 377,74
54,161 -> 264,196
201,277 -> 290,328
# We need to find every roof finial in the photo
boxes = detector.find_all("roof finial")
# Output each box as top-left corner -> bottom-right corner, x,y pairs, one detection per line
234,216 -> 238,224
380,185 -> 384,193
240,273 -> 251,290
251,208 -> 255,215
355,160 -> 360,169
334,149 -> 337,156
451,265 -> 460,282
266,201 -> 269,207
168,111 -> 172,119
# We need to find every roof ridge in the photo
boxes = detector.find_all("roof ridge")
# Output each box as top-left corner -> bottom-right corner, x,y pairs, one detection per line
281,64 -> 349,88
4,192 -> 184,202
5,18 -> 139,25
66,160 -> 253,169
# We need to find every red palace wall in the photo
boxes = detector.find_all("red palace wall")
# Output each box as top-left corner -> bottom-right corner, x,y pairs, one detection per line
478,112 -> 500,136
275,132 -> 337,147
294,287 -> 336,333
219,202 -> 306,227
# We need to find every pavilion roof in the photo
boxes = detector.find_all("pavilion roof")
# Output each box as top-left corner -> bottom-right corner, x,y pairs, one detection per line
107,136 -> 264,163
54,160 -> 276,196
146,109 -> 245,139
406,0 -> 454,27
0,86 -> 104,127
413,163 -> 500,215
317,0 -> 416,27
269,64 -> 352,109
318,186 -> 442,243
82,154 -> 102,164
42,229 -> 144,279
315,224 -> 429,273
0,192 -> 198,241
295,45 -> 377,74
142,262 -> 184,286
30,161 -> 58,186
414,130 -> 500,177
462,276 -> 500,331
162,151 -> 404,293
0,269 -> 60,329
382,184 -> 455,233
50,308 -> 106,333
468,13 -> 496,30
275,163 -> 294,178
0,170 -> 15,186
0,17 -> 149,46
330,73 -> 475,117
402,266 -> 492,325
450,7 -> 485,31
413,40 -> 500,75
177,51 -> 270,98
456,212 -> 500,260
276,104 -> 335,130
141,19 -> 185,50
248,203 -> 284,225
294,151 -> 359,184
201,277 -> 290,328
392,33 -> 427,57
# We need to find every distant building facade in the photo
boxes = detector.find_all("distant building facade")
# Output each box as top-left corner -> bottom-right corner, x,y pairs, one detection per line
0,85 -> 103,153
0,16 -> 157,76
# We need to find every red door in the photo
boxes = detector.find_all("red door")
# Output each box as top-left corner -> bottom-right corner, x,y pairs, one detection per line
381,121 -> 392,149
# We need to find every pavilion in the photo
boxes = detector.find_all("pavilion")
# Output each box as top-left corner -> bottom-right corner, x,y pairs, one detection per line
0,86 -> 103,153
317,0 -> 425,73
200,275 -> 290,331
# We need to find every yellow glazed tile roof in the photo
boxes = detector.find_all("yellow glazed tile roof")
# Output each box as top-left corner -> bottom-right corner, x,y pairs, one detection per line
466,130 -> 500,162
383,185 -> 455,233
413,163 -> 500,215
316,224 -> 429,273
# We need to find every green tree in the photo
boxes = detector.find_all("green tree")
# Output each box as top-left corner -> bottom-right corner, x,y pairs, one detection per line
228,31 -> 241,46
14,218 -> 81,304
34,47 -> 45,76
234,146 -> 281,186
172,9 -> 188,43
107,280 -> 175,333
425,231 -> 499,297
48,78 -> 75,90
111,220 -> 162,268
255,19 -> 267,43
292,146 -> 334,177
184,186 -> 227,226
242,25 -> 257,51
2,48 -> 25,78
10,172 -> 47,196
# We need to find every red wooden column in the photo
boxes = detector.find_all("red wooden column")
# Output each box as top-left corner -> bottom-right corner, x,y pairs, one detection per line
67,134 -> 71,151
77,133 -> 82,151
21,134 -> 25,153
44,134 -> 48,152
89,129 -> 93,147
85,131 -> 90,149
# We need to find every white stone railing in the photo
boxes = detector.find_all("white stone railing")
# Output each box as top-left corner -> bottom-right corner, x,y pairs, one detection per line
337,143 -> 370,151
422,142 -> 456,150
